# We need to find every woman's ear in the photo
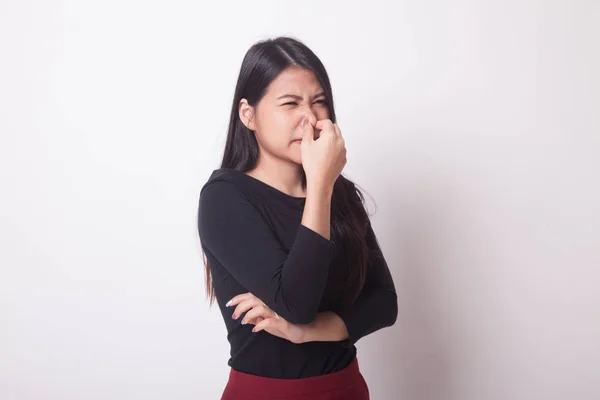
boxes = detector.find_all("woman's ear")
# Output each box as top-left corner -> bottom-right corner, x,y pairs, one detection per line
239,99 -> 255,131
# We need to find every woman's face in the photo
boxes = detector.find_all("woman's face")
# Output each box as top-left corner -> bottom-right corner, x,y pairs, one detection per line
240,67 -> 330,165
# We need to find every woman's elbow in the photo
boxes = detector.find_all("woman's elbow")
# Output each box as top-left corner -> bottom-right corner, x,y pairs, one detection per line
385,291 -> 398,327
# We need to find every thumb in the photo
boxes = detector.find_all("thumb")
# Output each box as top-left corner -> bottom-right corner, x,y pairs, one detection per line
301,118 -> 314,142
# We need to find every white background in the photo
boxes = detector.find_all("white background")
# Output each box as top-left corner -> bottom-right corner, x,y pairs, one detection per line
1,1 -> 599,399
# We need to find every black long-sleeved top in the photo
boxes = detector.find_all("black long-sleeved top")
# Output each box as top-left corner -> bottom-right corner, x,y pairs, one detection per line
197,168 -> 397,379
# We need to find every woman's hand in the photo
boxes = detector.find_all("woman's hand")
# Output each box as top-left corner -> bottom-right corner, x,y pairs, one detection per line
300,118 -> 347,190
227,292 -> 306,344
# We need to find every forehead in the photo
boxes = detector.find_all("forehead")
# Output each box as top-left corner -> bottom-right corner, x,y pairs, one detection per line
264,67 -> 323,97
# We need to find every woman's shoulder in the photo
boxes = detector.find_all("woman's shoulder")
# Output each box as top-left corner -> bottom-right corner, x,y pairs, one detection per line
200,168 -> 256,203
202,167 -> 241,187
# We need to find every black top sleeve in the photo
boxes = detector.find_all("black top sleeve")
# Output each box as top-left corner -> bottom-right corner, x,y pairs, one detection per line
334,222 -> 398,346
198,180 -> 335,324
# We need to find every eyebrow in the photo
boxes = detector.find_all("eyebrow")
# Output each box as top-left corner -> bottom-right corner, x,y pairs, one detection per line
277,92 -> 326,101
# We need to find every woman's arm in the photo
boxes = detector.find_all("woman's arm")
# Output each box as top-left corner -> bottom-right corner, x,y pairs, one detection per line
300,312 -> 349,342
302,222 -> 398,345
198,179 -> 334,324
240,221 -> 397,344
302,183 -> 334,240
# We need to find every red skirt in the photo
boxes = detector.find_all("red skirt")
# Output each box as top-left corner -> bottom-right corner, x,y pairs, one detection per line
221,358 -> 370,400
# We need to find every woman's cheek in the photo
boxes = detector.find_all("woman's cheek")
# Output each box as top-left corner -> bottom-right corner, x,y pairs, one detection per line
315,105 -> 329,120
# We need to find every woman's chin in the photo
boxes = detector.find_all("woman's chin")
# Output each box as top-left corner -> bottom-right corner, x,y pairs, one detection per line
288,155 -> 302,166
287,148 -> 302,165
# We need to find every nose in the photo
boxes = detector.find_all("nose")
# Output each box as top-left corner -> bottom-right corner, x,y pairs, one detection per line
300,108 -> 317,126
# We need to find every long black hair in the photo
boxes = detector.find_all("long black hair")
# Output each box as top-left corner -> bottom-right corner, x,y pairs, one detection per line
203,36 -> 371,307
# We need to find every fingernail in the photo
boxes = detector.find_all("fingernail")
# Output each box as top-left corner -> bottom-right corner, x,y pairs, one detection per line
226,300 -> 232,307
231,314 -> 236,319
301,118 -> 307,128
241,320 -> 247,325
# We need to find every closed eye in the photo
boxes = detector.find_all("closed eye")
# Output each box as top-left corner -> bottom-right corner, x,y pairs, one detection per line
282,100 -> 327,106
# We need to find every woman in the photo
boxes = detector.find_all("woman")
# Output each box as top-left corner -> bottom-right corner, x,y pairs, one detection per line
197,36 -> 397,400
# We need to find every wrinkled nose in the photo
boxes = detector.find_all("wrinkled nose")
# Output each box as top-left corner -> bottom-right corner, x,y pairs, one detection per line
300,108 -> 317,127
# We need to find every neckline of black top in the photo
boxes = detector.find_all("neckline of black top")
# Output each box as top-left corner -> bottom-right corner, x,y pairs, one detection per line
213,168 -> 308,206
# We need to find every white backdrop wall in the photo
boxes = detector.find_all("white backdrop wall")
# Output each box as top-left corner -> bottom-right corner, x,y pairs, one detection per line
1,1 -> 599,399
